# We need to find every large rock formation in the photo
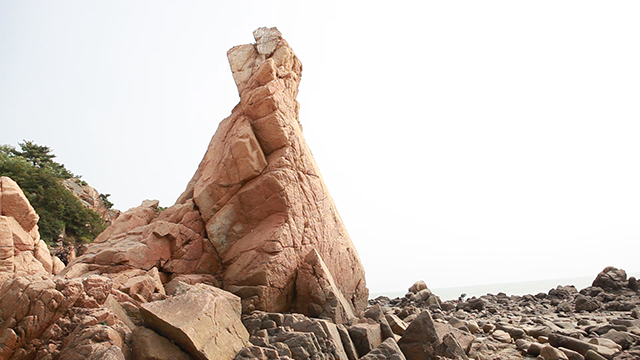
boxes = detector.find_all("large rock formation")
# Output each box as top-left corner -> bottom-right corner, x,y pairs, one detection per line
177,26 -> 368,316
61,27 -> 368,320
0,178 -> 246,360
0,178 -> 133,359
0,28 -> 372,360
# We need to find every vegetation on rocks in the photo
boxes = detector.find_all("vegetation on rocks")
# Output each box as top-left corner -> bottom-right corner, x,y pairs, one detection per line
0,140 -> 107,245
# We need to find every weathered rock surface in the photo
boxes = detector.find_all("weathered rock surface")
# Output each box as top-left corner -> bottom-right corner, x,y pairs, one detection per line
0,179 -> 137,359
131,326 -> 193,360
0,176 -> 39,231
349,321 -> 383,357
0,274 -> 135,359
178,26 -> 368,316
397,310 -> 473,360
61,27 -> 368,320
62,177 -> 121,224
295,248 -> 357,324
238,311 -> 353,360
140,282 -> 249,360
593,267 -> 631,292
0,176 -> 59,283
60,200 -> 217,301
360,337 -> 407,360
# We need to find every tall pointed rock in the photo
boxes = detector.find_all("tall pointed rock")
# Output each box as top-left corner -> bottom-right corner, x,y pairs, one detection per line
177,27 -> 368,316
61,28 -> 368,320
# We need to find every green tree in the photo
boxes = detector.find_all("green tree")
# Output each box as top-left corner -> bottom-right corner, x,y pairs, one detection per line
12,140 -> 56,167
11,140 -> 73,178
99,193 -> 114,210
0,141 -> 106,245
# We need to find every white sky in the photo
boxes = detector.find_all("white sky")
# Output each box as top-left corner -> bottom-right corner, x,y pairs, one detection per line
2,1 -> 639,293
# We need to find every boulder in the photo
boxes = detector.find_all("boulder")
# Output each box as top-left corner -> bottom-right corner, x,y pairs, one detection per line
601,329 -> 638,350
465,320 -> 480,334
549,333 -> 599,356
575,294 -> 600,312
99,199 -> 159,239
528,342 -> 545,356
491,329 -> 512,343
364,304 -> 394,340
0,176 -> 39,232
386,313 -> 409,336
495,322 -> 526,340
409,281 -> 428,294
593,266 -> 628,291
559,347 -> 584,360
398,311 -> 440,360
103,295 -> 136,330
540,345 -> 569,360
295,248 -> 357,324
1,220 -> 46,281
448,317 -> 470,333
584,350 -> 608,360
360,337 -> 407,360
57,324 -> 128,360
7,216 -> 36,252
337,324 -> 359,360
269,331 -> 322,359
441,333 -> 470,360
588,337 -> 622,353
398,310 -> 474,360
140,283 -> 249,360
349,321 -> 383,357
312,319 -> 351,360
457,298 -> 486,312
0,177 -> 60,284
132,326 -> 193,360
289,317 -> 351,360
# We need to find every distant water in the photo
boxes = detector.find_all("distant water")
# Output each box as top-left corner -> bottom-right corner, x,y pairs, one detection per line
369,276 -> 595,301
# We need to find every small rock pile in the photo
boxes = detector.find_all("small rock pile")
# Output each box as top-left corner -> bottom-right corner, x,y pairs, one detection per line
231,279 -> 475,360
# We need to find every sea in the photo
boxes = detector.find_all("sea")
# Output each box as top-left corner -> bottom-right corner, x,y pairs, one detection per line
368,275 -> 596,301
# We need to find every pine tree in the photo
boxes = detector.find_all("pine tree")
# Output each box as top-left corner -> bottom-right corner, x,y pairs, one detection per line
0,141 -> 106,244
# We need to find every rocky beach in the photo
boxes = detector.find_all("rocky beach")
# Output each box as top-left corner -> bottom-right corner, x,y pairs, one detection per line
1,28 -> 639,360
369,267 -> 640,360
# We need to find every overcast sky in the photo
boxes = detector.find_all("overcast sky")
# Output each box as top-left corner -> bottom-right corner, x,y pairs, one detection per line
2,1 -> 639,294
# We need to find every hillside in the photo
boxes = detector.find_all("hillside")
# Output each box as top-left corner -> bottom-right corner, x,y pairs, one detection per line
0,141 -> 117,247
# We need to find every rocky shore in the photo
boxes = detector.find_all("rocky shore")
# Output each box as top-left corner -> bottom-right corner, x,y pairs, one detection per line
228,267 -> 640,360
366,266 -> 640,359
1,28 -> 638,360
